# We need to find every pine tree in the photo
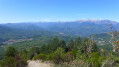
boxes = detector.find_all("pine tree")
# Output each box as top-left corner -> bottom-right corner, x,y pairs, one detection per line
81,38 -> 88,54
59,40 -> 66,49
75,37 -> 82,50
50,36 -> 60,52
68,39 -> 75,50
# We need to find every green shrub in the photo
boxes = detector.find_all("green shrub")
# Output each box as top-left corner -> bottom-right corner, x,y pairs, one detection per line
64,50 -> 78,62
87,52 -> 103,67
0,56 -> 16,67
33,53 -> 47,60
4,46 -> 18,57
14,54 -> 27,67
114,57 -> 119,63
52,47 -> 66,63
47,53 -> 55,60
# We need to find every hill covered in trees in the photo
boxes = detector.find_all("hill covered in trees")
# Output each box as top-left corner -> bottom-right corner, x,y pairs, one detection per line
3,20 -> 119,36
0,19 -> 118,43
1,36 -> 119,67
0,24 -> 59,42
0,20 -> 119,67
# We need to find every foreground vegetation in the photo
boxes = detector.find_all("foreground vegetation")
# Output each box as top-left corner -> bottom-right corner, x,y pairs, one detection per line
1,36 -> 119,67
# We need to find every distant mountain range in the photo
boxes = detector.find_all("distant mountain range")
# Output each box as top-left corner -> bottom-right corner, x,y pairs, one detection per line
0,19 -> 119,42
30,20 -> 118,36
0,24 -> 58,42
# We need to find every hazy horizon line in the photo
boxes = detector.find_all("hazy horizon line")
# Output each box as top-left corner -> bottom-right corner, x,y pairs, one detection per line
0,19 -> 118,24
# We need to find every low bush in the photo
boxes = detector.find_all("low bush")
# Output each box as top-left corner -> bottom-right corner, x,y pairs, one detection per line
33,53 -> 47,61
51,47 -> 66,63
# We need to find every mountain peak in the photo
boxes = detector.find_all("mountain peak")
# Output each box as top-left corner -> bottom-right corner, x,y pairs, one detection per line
75,19 -> 118,25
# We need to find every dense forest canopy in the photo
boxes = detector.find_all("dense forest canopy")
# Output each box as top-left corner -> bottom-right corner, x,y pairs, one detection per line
1,35 -> 119,67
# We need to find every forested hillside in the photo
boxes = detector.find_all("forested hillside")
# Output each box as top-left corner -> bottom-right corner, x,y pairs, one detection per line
3,20 -> 119,36
0,20 -> 118,42
0,0 -> 118,66
1,36 -> 119,67
0,20 -> 119,67
0,20 -> 118,58
0,24 -> 58,42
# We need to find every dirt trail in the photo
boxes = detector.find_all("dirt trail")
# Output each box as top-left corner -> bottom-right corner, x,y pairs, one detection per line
27,60 -> 54,67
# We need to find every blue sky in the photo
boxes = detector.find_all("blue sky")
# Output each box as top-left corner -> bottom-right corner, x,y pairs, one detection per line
0,0 -> 119,23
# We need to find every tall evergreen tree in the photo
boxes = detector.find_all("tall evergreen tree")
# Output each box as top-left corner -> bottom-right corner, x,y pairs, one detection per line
75,37 -> 82,50
81,38 -> 98,54
91,41 -> 98,52
59,40 -> 66,49
80,38 -> 88,54
68,39 -> 75,50
50,36 -> 59,52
